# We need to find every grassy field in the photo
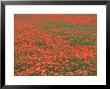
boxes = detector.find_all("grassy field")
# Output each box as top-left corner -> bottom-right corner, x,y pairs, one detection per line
14,14 -> 97,76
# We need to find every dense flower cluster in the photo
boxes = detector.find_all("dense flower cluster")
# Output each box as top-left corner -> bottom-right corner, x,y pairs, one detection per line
14,14 -> 97,76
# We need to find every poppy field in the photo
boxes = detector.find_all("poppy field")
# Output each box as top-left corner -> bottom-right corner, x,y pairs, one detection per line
14,14 -> 97,76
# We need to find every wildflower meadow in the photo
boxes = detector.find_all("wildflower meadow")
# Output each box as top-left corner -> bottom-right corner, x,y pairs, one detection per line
14,14 -> 97,76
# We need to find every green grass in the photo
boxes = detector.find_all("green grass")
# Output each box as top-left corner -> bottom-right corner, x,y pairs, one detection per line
60,33 -> 96,46
42,22 -> 96,33
83,42 -> 96,46
16,67 -> 23,72
75,34 -> 96,46
22,62 -> 30,68
35,41 -> 46,46
70,58 -> 88,70
30,72 -> 39,76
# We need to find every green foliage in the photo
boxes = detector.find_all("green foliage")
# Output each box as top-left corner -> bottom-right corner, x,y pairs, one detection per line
30,72 -> 39,76
16,67 -> 23,72
22,62 -> 30,68
35,41 -> 46,46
